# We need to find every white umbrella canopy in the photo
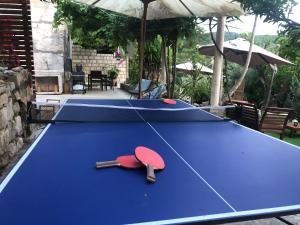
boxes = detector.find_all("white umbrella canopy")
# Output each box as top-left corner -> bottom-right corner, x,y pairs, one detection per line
74,0 -> 243,98
199,38 -> 293,67
176,62 -> 213,74
77,0 -> 243,19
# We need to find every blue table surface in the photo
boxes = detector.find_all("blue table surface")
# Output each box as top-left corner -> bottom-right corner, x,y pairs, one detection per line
1,99 -> 300,225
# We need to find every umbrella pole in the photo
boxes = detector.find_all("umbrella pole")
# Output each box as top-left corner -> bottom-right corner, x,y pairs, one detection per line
138,1 -> 149,99
210,17 -> 225,106
265,64 -> 277,109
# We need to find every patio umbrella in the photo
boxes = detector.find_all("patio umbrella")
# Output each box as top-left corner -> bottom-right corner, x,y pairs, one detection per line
199,38 -> 294,107
198,38 -> 293,67
74,0 -> 243,98
176,62 -> 213,74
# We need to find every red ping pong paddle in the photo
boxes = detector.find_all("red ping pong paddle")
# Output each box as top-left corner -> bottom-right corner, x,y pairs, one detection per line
96,155 -> 143,169
135,146 -> 165,183
163,99 -> 176,105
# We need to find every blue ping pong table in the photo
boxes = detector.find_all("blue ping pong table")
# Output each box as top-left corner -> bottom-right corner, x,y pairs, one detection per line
1,99 -> 300,225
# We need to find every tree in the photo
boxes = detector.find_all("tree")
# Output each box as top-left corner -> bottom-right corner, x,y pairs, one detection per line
273,35 -> 300,115
227,15 -> 258,99
147,18 -> 199,98
218,0 -> 300,104
286,75 -> 300,119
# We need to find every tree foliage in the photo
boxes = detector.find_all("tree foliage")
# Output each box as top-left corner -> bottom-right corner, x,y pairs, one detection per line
54,0 -> 138,52
236,0 -> 299,26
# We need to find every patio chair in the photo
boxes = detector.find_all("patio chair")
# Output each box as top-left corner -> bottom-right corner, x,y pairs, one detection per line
259,107 -> 294,140
143,84 -> 166,99
128,79 -> 152,99
101,75 -> 115,91
224,100 -> 242,122
88,70 -> 102,90
224,100 -> 259,130
240,103 -> 260,130
71,72 -> 86,94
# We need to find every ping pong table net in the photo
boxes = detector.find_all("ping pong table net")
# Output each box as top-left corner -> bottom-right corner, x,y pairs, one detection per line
27,101 -> 239,123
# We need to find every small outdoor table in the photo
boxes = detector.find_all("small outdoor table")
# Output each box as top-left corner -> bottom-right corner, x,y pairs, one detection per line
286,122 -> 300,138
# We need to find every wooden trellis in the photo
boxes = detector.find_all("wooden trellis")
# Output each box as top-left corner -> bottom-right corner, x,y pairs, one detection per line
0,0 -> 34,73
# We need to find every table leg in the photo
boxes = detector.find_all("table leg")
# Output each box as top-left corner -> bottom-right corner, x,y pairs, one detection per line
290,129 -> 296,138
292,130 -> 297,138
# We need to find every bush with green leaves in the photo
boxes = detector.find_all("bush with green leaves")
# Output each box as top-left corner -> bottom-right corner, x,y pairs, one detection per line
285,75 -> 300,119
175,73 -> 210,104
108,66 -> 119,79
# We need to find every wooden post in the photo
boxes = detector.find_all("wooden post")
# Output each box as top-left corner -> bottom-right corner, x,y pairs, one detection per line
138,1 -> 148,99
171,38 -> 177,98
160,36 -> 167,83
210,17 -> 225,106
21,0 -> 32,73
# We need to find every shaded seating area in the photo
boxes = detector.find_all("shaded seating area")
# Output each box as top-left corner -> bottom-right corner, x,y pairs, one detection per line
88,70 -> 114,91
128,79 -> 152,99
225,100 -> 293,140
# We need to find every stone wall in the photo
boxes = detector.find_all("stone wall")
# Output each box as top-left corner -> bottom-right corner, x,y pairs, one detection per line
72,45 -> 128,86
0,67 -> 32,169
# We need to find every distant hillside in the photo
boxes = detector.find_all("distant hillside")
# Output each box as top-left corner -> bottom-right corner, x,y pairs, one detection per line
201,32 -> 277,47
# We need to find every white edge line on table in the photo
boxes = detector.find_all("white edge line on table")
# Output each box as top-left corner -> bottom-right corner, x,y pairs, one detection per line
125,204 -> 300,225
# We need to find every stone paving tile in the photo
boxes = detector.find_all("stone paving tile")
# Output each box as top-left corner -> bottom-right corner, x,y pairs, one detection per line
223,218 -> 283,225
222,215 -> 300,225
282,215 -> 300,225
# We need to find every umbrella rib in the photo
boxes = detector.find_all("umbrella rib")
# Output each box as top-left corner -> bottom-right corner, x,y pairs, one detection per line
178,0 -> 195,16
91,0 -> 102,5
257,53 -> 271,65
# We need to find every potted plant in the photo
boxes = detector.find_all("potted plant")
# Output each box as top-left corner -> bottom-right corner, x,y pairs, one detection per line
292,118 -> 299,127
108,66 -> 119,87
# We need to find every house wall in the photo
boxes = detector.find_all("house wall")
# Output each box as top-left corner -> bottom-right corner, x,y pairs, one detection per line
31,0 -> 67,72
72,45 -> 128,86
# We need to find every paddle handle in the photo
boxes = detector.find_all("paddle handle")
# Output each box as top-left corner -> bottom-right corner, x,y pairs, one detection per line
146,165 -> 156,183
96,160 -> 119,168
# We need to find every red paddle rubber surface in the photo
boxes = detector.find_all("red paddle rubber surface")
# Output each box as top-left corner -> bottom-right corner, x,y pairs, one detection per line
135,146 -> 165,169
163,99 -> 177,105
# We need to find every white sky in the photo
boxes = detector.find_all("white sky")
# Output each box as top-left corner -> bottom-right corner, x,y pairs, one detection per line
202,1 -> 300,35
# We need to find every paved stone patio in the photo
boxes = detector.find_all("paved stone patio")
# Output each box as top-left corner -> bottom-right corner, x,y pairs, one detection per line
223,215 -> 300,225
36,88 -> 131,103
